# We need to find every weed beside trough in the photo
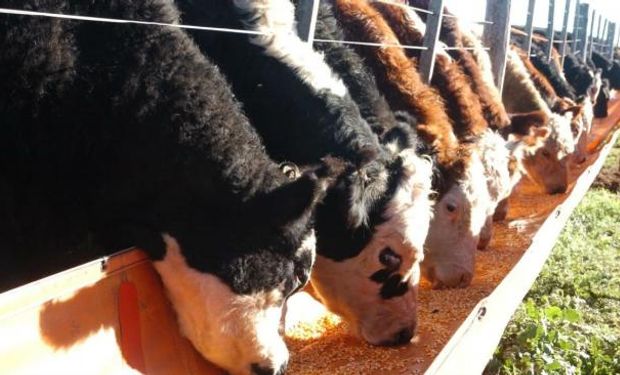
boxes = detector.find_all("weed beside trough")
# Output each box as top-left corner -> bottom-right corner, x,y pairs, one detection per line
487,139 -> 620,375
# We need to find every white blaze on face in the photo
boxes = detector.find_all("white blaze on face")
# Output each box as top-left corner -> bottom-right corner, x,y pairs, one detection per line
423,152 -> 490,288
460,151 -> 493,239
547,112 -> 576,159
478,130 -> 512,211
153,234 -> 288,375
311,150 -> 433,344
233,0 -> 347,97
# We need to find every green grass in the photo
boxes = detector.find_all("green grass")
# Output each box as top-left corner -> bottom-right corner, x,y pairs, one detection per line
602,137 -> 620,171
486,140 -> 620,375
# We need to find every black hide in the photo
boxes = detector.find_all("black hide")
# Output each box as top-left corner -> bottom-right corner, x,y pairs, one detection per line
0,0 -> 324,294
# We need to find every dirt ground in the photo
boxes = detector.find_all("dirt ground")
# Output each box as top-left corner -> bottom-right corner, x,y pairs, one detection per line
592,140 -> 620,193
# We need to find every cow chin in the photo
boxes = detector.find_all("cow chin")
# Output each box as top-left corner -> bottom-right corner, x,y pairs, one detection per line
153,234 -> 289,375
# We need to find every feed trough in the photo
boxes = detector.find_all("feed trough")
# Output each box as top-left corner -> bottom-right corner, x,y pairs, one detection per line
1,96 -> 619,375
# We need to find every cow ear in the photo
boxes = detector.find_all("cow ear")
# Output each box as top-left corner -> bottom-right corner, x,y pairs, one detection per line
279,162 -> 300,180
249,171 -> 332,227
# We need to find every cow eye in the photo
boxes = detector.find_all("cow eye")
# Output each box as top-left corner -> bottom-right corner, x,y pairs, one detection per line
379,248 -> 401,270
542,149 -> 551,158
446,202 -> 457,213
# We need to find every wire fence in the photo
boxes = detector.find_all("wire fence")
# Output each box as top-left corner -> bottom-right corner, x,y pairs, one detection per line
0,0 -> 616,93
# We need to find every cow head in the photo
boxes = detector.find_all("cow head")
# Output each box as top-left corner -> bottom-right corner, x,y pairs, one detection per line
422,148 -> 491,288
553,98 -> 588,164
311,149 -> 433,346
152,167 -> 336,375
506,110 -> 575,194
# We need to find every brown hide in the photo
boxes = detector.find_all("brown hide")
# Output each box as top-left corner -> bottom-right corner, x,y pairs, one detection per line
514,46 -> 558,106
331,0 -> 459,166
503,48 -> 549,113
439,12 -> 511,130
374,3 -> 488,140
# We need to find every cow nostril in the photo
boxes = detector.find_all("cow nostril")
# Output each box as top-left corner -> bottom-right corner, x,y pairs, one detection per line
459,272 -> 473,288
393,326 -> 414,346
251,363 -> 276,375
276,362 -> 288,375
550,185 -> 567,195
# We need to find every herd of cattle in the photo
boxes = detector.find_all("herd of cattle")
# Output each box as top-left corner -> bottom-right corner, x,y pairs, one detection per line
1,0 -> 620,374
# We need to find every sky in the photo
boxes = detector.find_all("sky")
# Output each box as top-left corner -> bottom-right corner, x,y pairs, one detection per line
443,0 -> 620,47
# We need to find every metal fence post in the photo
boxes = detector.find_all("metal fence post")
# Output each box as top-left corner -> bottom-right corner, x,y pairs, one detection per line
546,0 -> 556,60
594,14 -> 603,54
587,10 -> 597,58
419,0 -> 445,84
607,23 -> 616,59
580,3 -> 590,62
297,0 -> 319,44
482,0 -> 512,93
572,0 -> 580,51
523,0 -> 536,56
560,0 -> 572,66
600,19 -> 608,54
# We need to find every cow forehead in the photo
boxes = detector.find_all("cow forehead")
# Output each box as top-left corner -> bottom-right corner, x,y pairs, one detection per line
547,113 -> 576,156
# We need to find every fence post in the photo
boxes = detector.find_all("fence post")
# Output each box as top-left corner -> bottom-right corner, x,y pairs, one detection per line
545,0 -> 556,60
523,0 -> 536,56
419,0 -> 445,84
297,0 -> 319,44
483,0 -> 512,93
600,19 -> 608,54
594,14 -> 603,54
576,3 -> 588,58
560,0 -> 572,66
572,0 -> 580,51
587,11 -> 598,58
608,23 -> 616,59
580,3 -> 590,62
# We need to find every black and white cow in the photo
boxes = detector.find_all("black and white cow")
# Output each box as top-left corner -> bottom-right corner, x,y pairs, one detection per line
0,1 -> 343,374
177,0 -> 434,347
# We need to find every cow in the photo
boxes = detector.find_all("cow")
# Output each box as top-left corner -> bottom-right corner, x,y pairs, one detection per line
177,0 -> 434,347
330,0 -> 494,289
0,0 -> 343,374
592,50 -> 620,89
372,2 -> 514,254
502,48 -> 576,191
513,46 -> 590,164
